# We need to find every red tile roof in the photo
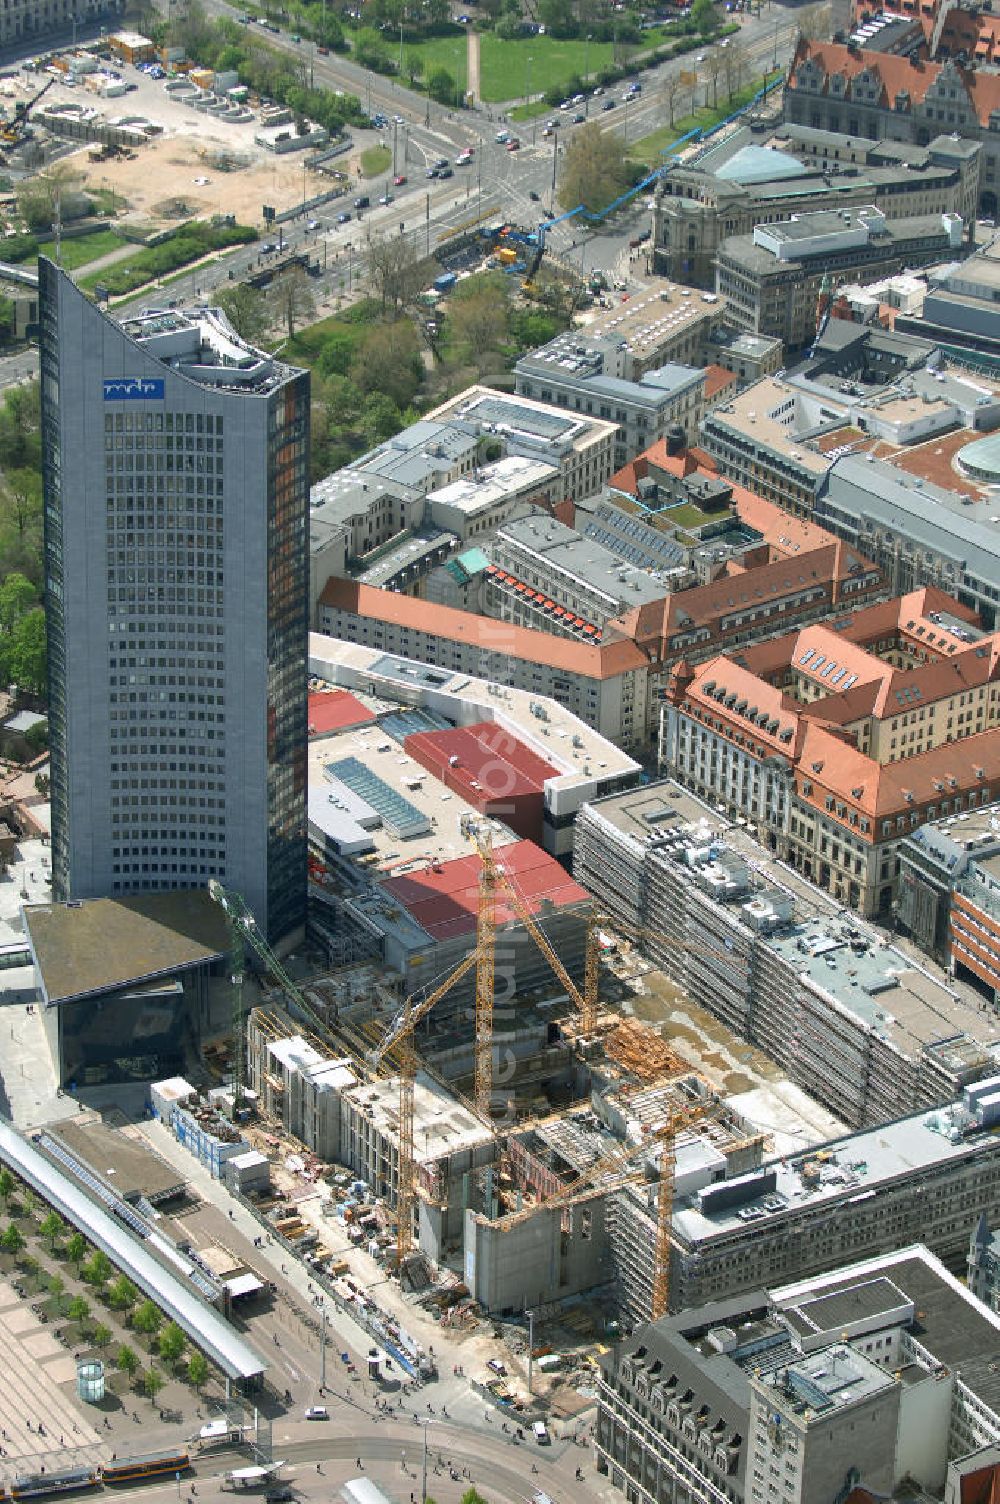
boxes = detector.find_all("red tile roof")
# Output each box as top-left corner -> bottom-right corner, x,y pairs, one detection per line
307,690 -> 375,736
380,839 -> 589,942
703,364 -> 739,402
319,579 -> 648,679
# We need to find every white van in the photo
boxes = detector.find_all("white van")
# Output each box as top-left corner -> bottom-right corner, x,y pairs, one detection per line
532,1420 -> 550,1445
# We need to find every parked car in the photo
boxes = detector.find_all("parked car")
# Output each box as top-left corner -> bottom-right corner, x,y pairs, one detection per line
438,165 -> 453,177
305,1406 -> 328,1421
572,112 -> 585,123
602,98 -> 616,110
354,194 -> 370,209
533,1421 -> 550,1445
393,173 -> 408,185
378,192 -> 394,204
506,138 -> 520,151
336,211 -> 351,224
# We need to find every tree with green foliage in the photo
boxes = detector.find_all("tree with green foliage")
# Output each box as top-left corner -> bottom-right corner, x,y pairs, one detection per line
158,1321 -> 185,1364
537,0 -> 578,36
39,1210 -> 64,1251
558,121 -> 631,215
187,1351 -> 209,1390
143,1366 -> 165,1402
355,27 -> 391,70
0,297 -> 16,347
66,1232 -> 87,1270
351,320 -> 423,406
427,66 -> 457,105
403,49 -> 423,85
0,381 -> 40,471
0,573 -> 36,632
445,274 -> 510,374
82,1250 -> 113,1288
216,283 -> 270,346
0,1169 -> 15,1210
116,1343 -> 139,1380
108,1274 -> 138,1312
67,1295 -> 90,1325
17,163 -> 87,234
1,1223 -> 25,1256
691,0 -> 717,37
134,1299 -> 162,1337
93,1322 -> 112,1350
1,465 -> 42,543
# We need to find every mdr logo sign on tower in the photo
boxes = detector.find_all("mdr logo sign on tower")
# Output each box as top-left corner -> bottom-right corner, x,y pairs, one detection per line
102,377 -> 166,400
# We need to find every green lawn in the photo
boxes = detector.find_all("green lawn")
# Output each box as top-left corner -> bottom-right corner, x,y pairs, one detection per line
389,27 -> 674,105
360,145 -> 391,177
400,32 -> 468,93
37,228 -> 125,272
478,32 -> 671,102
627,69 -> 784,162
508,98 -> 551,121
661,501 -> 715,530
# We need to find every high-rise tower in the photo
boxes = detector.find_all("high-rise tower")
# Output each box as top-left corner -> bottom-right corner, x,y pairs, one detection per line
39,262 -> 309,945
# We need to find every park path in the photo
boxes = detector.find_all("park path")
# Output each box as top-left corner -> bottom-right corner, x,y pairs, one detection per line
467,29 -> 481,103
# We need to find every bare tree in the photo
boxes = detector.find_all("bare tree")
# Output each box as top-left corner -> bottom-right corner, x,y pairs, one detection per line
798,2 -> 832,40
703,50 -> 725,109
271,267 -> 315,341
663,70 -> 687,129
366,232 -> 423,315
723,39 -> 747,101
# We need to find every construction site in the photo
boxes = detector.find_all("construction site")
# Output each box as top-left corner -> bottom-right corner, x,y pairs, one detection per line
139,661 -> 836,1345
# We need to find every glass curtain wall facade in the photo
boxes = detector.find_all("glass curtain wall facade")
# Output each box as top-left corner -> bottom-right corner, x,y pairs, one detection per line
39,261 -> 309,945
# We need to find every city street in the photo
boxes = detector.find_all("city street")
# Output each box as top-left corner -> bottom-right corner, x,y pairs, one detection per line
0,0 -> 805,389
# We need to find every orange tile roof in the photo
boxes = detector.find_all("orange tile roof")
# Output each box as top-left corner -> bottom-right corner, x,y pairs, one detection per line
703,364 -> 739,401
318,578 -> 648,679
683,659 -> 803,761
794,33 -> 1000,126
791,36 -> 941,109
797,720 -> 1000,821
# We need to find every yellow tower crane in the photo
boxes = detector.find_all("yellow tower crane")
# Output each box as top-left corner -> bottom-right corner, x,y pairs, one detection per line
467,822 -> 601,1052
494,1094 -> 712,1320
368,948 -> 480,1269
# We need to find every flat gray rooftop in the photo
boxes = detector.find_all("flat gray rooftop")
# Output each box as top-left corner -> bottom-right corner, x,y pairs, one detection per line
674,1105 -> 1000,1246
496,514 -> 668,606
49,1119 -> 187,1205
24,891 -> 229,1005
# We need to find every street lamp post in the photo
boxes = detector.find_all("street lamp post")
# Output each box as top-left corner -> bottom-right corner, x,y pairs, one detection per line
584,32 -> 592,89
416,1416 -> 436,1504
525,54 -> 533,108
399,22 -> 404,77
550,127 -> 559,212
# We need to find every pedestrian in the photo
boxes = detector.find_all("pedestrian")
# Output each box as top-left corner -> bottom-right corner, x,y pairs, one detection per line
355,1458 -> 362,1469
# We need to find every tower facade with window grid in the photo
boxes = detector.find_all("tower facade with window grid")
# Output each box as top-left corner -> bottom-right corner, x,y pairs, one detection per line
39,261 -> 309,945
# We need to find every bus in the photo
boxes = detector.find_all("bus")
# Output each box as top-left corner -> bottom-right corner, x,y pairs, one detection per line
10,1470 -> 100,1499
101,1452 -> 190,1485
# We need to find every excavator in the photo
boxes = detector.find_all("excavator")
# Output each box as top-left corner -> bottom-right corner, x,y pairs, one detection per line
1,77 -> 54,146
